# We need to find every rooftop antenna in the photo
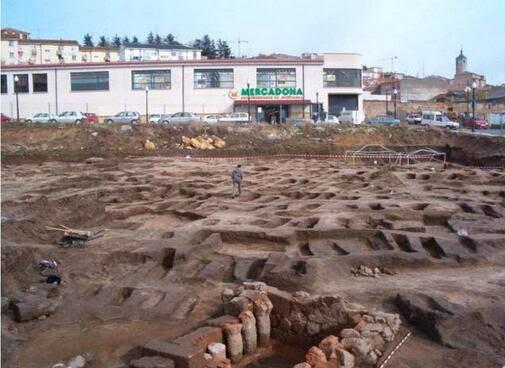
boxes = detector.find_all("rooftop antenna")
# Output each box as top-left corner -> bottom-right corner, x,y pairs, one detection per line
230,37 -> 249,58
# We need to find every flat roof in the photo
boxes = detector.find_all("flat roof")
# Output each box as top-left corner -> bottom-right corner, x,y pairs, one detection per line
0,58 -> 324,71
124,43 -> 199,50
18,39 -> 79,46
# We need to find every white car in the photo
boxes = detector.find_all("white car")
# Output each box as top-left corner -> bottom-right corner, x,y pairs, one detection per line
421,111 -> 459,130
148,114 -> 162,124
202,114 -> 222,124
338,111 -> 362,125
165,112 -> 200,124
324,115 -> 340,124
25,112 -> 58,124
54,111 -> 87,124
220,112 -> 249,123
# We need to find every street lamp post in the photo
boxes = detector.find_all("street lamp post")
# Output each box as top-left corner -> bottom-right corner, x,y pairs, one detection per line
393,88 -> 398,119
385,89 -> 389,116
471,81 -> 477,132
14,75 -> 20,123
246,80 -> 251,124
145,86 -> 149,124
464,86 -> 471,117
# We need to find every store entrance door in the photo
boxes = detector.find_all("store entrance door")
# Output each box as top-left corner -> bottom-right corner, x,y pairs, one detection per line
259,105 -> 289,124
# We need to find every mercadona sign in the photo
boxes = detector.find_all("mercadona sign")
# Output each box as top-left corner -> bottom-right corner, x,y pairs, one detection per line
229,87 -> 304,100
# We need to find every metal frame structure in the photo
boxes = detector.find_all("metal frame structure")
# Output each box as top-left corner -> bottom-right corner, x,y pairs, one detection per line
345,144 -> 446,166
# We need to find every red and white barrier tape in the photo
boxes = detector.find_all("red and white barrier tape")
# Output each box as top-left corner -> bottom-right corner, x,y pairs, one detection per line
378,331 -> 412,368
173,153 -> 504,169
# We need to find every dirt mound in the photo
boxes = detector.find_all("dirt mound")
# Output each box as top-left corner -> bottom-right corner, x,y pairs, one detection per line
396,292 -> 505,366
2,193 -> 106,244
2,123 -> 505,165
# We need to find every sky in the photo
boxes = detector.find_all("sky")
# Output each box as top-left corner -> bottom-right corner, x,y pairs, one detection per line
2,0 -> 504,84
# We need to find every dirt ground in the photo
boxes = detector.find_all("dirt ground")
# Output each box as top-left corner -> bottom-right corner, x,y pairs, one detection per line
2,123 -> 505,166
1,125 -> 505,368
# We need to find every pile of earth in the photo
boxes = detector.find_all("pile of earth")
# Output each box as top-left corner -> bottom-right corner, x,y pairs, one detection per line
2,123 -> 505,165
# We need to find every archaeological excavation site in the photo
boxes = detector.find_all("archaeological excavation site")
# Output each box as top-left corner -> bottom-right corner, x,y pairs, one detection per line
1,124 -> 505,368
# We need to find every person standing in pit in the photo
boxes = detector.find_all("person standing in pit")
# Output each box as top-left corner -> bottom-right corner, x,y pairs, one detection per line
231,164 -> 243,198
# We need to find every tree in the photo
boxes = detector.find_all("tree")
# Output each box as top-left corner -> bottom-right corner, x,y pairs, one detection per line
192,38 -> 202,49
122,36 -> 130,46
98,36 -> 108,47
147,32 -> 155,45
164,34 -> 175,44
200,34 -> 217,59
154,33 -> 162,45
83,33 -> 93,47
217,39 -> 231,58
132,36 -> 139,45
112,34 -> 121,47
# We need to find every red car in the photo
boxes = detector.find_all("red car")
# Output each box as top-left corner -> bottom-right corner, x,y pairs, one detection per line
1,113 -> 12,123
84,113 -> 98,124
463,117 -> 489,129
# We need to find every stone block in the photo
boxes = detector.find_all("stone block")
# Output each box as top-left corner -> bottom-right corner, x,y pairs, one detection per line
173,327 -> 223,349
130,356 -> 175,368
207,343 -> 226,360
340,328 -> 360,339
207,315 -> 239,328
337,349 -> 355,368
306,321 -> 321,336
223,296 -> 252,316
142,340 -> 206,368
265,287 -> 293,316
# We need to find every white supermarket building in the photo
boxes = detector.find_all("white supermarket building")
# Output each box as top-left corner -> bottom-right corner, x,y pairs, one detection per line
1,53 -> 364,123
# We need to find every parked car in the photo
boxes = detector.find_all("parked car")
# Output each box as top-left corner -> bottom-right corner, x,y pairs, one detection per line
421,111 -> 459,130
338,110 -> 363,125
220,112 -> 249,123
84,113 -> 98,124
104,111 -> 141,124
148,114 -> 162,124
25,112 -> 58,124
462,116 -> 489,129
324,115 -> 340,124
1,113 -> 12,123
163,112 -> 200,124
366,115 -> 400,126
202,114 -> 223,124
53,111 -> 87,124
406,113 -> 422,125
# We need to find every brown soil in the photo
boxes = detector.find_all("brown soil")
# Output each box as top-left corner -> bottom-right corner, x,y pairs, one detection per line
2,123 -> 505,166
2,125 -> 505,368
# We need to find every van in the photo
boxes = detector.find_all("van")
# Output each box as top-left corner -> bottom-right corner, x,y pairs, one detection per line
421,111 -> 459,130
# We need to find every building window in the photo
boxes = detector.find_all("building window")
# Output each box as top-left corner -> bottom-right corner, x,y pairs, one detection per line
9,52 -> 15,58
257,68 -> 296,88
323,69 -> 362,88
9,41 -> 14,46
1,75 -> 7,94
33,73 -> 48,92
132,70 -> 171,90
72,55 -> 77,61
70,71 -> 109,91
14,74 -> 29,93
194,69 -> 234,89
